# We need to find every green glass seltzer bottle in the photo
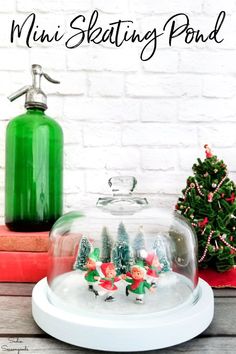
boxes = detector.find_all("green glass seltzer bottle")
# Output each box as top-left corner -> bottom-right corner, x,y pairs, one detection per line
5,64 -> 63,231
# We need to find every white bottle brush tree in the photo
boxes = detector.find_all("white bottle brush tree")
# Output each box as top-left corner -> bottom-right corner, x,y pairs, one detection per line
133,228 -> 146,261
176,145 -> 236,272
153,236 -> 171,273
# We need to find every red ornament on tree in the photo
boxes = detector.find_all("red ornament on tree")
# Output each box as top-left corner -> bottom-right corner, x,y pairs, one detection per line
226,192 -> 235,204
198,217 -> 209,228
204,144 -> 213,158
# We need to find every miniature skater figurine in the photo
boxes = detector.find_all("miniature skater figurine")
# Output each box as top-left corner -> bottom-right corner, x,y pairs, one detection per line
98,262 -> 121,302
84,248 -> 100,297
123,261 -> 155,304
145,252 -> 162,287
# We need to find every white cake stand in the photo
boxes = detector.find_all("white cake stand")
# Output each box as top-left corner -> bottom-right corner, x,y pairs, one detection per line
32,277 -> 214,352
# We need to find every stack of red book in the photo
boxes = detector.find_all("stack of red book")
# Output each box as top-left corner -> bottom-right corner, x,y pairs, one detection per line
0,225 -> 49,282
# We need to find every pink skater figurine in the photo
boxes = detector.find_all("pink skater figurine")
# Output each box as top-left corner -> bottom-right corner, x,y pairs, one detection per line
98,262 -> 121,302
145,252 -> 162,287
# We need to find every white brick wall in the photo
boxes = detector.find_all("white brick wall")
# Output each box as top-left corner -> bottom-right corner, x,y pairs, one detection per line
0,0 -> 236,222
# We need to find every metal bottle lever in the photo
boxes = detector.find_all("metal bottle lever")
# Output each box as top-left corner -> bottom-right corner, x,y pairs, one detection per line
43,73 -> 60,84
8,86 -> 31,102
8,64 -> 60,110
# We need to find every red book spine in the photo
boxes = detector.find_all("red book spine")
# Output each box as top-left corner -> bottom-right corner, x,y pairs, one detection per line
0,252 -> 48,282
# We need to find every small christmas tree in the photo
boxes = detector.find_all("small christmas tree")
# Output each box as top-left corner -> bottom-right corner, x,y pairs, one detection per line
176,145 -> 236,272
133,228 -> 146,261
101,227 -> 113,263
117,222 -> 129,244
112,222 -> 134,275
153,236 -> 171,273
73,236 -> 92,271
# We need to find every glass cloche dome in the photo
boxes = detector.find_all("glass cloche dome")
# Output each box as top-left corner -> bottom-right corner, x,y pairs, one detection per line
32,176 -> 213,351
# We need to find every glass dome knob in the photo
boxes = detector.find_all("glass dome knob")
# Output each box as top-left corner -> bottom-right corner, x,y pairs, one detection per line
97,176 -> 148,214
108,176 -> 137,195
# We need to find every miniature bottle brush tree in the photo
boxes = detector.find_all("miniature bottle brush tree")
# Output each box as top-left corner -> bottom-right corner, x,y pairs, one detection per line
176,145 -> 236,272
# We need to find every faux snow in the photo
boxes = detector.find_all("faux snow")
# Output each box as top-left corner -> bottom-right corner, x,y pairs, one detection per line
49,270 -> 196,317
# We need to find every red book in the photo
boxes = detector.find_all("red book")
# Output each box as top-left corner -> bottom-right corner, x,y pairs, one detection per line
0,225 -> 49,252
0,251 -> 76,283
0,252 -> 48,282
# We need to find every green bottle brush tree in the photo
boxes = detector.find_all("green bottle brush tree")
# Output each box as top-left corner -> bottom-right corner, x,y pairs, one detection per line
176,145 -> 236,272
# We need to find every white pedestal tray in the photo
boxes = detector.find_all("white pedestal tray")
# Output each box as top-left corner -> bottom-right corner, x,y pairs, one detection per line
32,277 -> 214,352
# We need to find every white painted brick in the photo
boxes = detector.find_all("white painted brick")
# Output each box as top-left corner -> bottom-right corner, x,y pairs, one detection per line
141,148 -> 176,170
92,0 -> 127,13
1,95 -> 24,122
147,194 -> 178,209
67,47 -> 140,72
178,98 -> 236,122
133,0 -> 202,14
0,192 -> 4,219
65,145 -> 140,170
122,124 -> 198,147
64,193 -> 98,211
143,51 -> 179,73
179,50 -> 236,74
140,99 -> 178,122
64,170 -> 85,194
29,48 -> 66,71
0,49 -> 29,70
65,146 -> 106,169
126,74 -> 201,97
0,15 -> 16,46
0,0 -> 14,12
202,75 -> 236,98
133,171 -> 189,195
0,72 -> 32,98
63,98 -> 139,122
46,95 -> 64,121
45,72 -> 87,95
198,125 -> 236,147
203,0 -> 235,14
0,121 -> 7,168
105,147 -> 139,170
0,168 -> 4,185
85,170 -> 115,194
61,0 -> 92,12
60,120 -> 83,144
88,73 -> 124,97
16,0 -> 62,12
83,123 -> 121,146
212,148 -> 236,173
178,147 -> 203,171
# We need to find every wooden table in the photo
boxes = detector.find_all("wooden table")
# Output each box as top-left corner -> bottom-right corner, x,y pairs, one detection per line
0,283 -> 235,353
